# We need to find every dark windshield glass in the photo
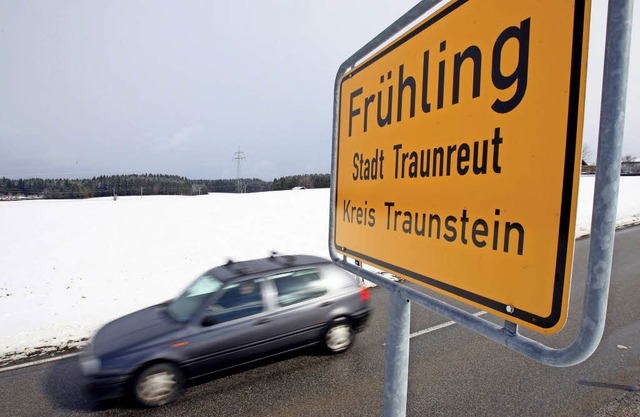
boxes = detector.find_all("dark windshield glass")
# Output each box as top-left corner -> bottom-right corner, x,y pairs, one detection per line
167,274 -> 223,322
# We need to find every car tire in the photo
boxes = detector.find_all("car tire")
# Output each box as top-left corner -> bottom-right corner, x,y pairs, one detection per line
323,319 -> 354,353
132,363 -> 184,408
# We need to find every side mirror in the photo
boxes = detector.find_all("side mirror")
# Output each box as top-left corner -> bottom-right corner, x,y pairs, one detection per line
201,315 -> 218,327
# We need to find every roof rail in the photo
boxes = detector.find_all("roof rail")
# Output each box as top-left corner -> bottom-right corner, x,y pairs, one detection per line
267,252 -> 296,266
269,251 -> 280,259
224,258 -> 249,275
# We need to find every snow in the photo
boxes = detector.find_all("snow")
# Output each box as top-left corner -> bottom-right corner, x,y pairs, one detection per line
1,177 -> 639,363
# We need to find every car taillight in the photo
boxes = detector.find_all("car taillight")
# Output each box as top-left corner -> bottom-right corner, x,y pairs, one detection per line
359,286 -> 370,301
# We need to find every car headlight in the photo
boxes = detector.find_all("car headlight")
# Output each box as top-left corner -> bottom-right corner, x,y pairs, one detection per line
80,355 -> 101,376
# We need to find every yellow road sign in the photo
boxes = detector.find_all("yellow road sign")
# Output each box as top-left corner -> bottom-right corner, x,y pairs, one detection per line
332,0 -> 591,333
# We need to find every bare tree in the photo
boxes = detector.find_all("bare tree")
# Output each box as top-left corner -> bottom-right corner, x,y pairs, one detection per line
582,144 -> 594,165
622,154 -> 637,163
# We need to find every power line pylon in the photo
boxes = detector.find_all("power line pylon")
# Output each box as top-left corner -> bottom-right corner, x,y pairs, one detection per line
233,148 -> 246,193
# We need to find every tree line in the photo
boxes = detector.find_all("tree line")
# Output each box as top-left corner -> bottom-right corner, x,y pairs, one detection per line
1,173 -> 331,200
270,174 -> 330,190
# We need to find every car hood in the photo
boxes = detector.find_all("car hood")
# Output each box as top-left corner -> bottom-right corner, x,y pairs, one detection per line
93,304 -> 184,357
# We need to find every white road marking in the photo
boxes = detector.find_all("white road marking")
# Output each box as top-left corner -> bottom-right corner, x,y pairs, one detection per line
0,353 -> 78,373
382,311 -> 488,346
409,311 -> 487,340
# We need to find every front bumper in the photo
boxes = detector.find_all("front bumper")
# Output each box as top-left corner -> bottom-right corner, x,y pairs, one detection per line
83,373 -> 130,401
78,352 -> 130,402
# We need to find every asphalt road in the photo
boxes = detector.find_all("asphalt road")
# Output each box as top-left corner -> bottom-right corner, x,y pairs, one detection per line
0,226 -> 639,416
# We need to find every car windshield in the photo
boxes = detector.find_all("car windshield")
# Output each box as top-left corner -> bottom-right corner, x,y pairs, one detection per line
166,274 -> 224,322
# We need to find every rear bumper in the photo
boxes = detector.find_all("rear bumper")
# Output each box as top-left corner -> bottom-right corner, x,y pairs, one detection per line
351,307 -> 371,331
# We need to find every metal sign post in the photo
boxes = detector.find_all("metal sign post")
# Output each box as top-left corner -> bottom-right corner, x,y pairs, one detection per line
329,0 -> 633,415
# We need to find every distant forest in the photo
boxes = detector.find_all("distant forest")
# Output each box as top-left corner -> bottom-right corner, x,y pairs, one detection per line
0,173 -> 331,200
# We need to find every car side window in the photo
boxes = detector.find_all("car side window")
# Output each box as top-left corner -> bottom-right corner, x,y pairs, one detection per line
272,270 -> 327,307
206,279 -> 263,323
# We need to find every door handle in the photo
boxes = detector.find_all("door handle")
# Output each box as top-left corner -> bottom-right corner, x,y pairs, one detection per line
320,301 -> 333,307
255,318 -> 271,325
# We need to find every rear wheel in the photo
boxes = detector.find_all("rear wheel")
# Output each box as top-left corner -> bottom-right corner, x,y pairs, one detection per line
324,320 -> 354,353
132,363 -> 183,408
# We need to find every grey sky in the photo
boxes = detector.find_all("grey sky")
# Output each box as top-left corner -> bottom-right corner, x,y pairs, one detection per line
1,1 -> 638,180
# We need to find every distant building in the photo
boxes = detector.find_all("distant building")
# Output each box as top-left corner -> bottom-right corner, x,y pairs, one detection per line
581,161 -> 640,175
621,161 -> 640,175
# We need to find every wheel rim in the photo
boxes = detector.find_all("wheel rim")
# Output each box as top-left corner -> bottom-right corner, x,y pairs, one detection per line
326,323 -> 352,352
137,370 -> 177,405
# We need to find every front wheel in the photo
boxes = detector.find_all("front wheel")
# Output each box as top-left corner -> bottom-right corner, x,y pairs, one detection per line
132,363 -> 183,408
324,320 -> 354,353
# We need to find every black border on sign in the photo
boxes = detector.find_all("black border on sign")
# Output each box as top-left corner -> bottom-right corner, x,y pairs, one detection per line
334,0 -> 587,329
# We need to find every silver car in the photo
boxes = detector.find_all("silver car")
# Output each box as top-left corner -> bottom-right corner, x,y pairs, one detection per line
80,254 -> 371,407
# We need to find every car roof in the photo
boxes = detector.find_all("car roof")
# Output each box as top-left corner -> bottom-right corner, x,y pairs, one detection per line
207,254 -> 331,283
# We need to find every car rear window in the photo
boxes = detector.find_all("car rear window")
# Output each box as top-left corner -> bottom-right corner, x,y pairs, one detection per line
271,269 -> 327,307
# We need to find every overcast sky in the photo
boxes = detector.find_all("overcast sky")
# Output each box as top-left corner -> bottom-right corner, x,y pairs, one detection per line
1,1 -> 638,180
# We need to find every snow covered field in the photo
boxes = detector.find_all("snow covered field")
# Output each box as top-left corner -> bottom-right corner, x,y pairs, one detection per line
1,176 -> 639,363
